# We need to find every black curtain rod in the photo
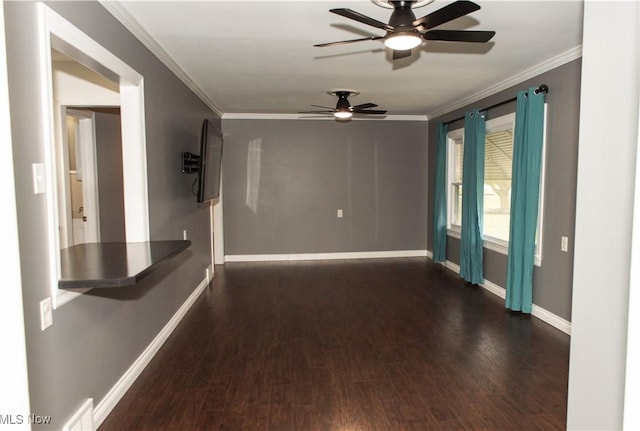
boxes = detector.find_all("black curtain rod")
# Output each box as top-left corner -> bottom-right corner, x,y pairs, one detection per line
443,84 -> 549,126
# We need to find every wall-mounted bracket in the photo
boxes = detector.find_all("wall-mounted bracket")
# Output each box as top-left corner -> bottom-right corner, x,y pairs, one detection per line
182,151 -> 200,173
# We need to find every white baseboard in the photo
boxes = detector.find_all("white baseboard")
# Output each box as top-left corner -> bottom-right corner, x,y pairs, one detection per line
63,398 -> 93,431
225,250 -> 428,262
92,276 -> 210,428
438,257 -> 571,335
530,303 -> 572,335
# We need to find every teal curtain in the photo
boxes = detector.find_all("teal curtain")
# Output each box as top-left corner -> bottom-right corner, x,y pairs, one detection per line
433,122 -> 448,263
459,109 -> 485,284
505,88 -> 545,313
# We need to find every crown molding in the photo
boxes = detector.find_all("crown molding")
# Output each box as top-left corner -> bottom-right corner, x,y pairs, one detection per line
222,113 -> 428,121
98,0 -> 224,117
426,45 -> 583,120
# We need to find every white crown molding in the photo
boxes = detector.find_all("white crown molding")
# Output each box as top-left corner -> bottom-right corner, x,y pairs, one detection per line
222,113 -> 428,121
98,0 -> 224,117
426,45 -> 583,120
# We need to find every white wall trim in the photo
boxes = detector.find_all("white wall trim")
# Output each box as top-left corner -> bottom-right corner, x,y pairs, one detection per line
225,250 -> 428,262
433,256 -> 571,335
212,179 -> 224,265
120,82 -> 149,243
222,113 -> 428,121
62,398 -> 93,431
426,45 -> 583,120
624,32 -> 640,427
38,3 -> 150,308
98,1 -> 223,117
530,301 -> 572,336
92,276 -> 209,428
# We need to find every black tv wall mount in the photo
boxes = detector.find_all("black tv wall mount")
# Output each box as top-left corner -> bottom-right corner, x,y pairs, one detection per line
182,152 -> 200,173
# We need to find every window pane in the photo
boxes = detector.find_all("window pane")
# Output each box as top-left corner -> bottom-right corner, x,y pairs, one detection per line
483,129 -> 513,241
450,137 -> 463,227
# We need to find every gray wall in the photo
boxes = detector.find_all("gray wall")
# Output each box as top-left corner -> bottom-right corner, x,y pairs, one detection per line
4,1 -> 217,428
222,119 -> 428,255
426,59 -> 582,321
95,111 -> 126,242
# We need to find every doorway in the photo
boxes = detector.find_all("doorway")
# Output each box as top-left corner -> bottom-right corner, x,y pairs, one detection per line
59,108 -> 100,248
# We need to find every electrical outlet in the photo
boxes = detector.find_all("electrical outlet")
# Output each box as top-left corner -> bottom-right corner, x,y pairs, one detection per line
561,236 -> 569,252
40,297 -> 53,331
183,229 -> 188,240
337,209 -> 343,218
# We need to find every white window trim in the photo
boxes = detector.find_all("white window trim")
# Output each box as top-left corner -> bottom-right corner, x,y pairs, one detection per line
38,4 -> 149,308
535,105 -> 548,267
445,108 -> 547,267
446,127 -> 464,235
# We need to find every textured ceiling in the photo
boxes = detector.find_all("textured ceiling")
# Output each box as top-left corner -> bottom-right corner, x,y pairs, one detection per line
104,0 -> 584,118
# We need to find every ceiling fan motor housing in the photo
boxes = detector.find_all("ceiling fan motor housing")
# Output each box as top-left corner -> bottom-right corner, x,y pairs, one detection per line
389,1 -> 418,29
385,1 -> 423,51
335,91 -> 352,112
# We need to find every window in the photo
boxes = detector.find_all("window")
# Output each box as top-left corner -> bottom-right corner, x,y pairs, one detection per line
481,113 -> 515,245
446,111 -> 545,265
447,128 -> 464,230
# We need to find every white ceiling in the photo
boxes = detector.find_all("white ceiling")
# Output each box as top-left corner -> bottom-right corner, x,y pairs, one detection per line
104,0 -> 584,118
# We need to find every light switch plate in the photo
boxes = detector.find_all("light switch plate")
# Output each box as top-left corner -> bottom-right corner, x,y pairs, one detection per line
32,163 -> 46,194
40,297 -> 53,331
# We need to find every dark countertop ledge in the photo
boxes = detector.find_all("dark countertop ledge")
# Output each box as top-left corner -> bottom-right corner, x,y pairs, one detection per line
59,240 -> 191,289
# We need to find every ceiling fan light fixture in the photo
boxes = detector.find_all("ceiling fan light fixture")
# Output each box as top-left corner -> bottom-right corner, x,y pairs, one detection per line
334,110 -> 353,119
384,32 -> 422,50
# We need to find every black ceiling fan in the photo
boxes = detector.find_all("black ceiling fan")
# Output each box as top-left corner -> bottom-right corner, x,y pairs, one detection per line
314,0 -> 495,60
299,90 -> 387,120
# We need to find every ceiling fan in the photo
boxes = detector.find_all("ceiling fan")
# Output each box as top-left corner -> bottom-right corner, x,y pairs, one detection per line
299,90 -> 387,120
314,0 -> 496,60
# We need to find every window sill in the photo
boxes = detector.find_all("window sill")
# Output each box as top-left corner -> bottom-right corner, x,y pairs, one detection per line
446,229 -> 541,267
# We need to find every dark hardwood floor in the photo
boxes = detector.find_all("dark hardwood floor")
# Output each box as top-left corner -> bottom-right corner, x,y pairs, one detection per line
98,258 -> 570,431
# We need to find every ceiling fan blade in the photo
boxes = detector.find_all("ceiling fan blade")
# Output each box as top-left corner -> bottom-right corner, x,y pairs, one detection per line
330,8 -> 392,31
314,36 -> 384,47
413,0 -> 480,30
298,110 -> 335,114
310,104 -> 335,110
352,103 -> 378,110
392,49 -> 413,60
424,30 -> 495,43
354,109 -> 387,115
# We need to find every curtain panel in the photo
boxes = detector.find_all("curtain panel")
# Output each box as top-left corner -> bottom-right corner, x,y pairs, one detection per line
505,87 -> 545,313
459,109 -> 485,284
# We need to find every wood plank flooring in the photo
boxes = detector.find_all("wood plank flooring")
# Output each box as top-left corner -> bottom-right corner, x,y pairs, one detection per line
98,258 -> 570,431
